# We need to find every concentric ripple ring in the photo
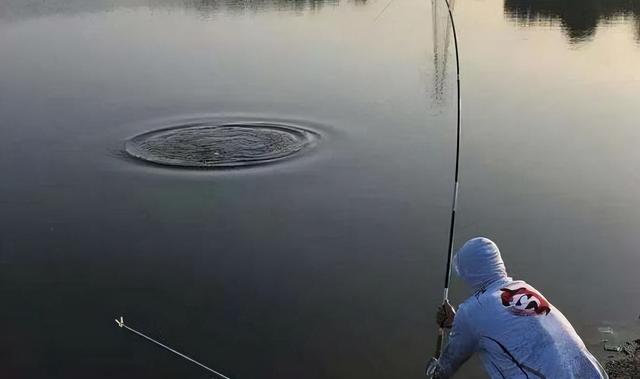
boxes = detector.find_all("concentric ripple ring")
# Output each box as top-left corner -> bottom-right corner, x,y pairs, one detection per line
125,122 -> 320,168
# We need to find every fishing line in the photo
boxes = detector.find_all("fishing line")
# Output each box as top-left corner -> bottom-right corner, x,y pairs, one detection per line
374,0 -> 396,21
115,316 -> 231,379
433,0 -> 461,360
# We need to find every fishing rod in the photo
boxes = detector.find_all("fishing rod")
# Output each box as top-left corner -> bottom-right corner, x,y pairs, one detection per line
115,316 -> 231,379
433,0 -> 461,361
373,0 -> 462,362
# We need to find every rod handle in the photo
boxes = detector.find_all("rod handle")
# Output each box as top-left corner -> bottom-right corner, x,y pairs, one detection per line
434,327 -> 444,358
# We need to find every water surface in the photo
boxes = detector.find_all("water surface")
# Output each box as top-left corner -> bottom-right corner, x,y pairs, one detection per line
1,0 -> 639,377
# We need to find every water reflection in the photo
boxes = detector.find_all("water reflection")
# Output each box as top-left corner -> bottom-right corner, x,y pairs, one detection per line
504,0 -> 640,43
431,0 -> 455,104
188,0 -> 338,14
0,0 -> 367,22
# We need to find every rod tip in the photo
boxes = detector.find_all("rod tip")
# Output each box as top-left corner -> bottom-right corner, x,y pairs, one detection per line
115,316 -> 124,328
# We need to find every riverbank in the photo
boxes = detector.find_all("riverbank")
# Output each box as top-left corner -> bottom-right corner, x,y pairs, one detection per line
604,339 -> 640,378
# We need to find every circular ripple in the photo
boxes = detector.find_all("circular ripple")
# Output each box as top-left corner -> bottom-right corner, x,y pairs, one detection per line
125,122 -> 320,168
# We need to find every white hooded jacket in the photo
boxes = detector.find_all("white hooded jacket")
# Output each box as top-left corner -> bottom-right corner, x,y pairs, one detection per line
436,237 -> 608,378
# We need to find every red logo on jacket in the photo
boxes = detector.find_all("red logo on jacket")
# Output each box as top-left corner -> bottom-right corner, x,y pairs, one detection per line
500,287 -> 551,316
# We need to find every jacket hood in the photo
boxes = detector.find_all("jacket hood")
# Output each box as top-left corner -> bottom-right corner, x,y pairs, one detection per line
454,237 -> 508,291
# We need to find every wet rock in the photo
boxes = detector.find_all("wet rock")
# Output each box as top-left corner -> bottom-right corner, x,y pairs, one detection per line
605,339 -> 640,378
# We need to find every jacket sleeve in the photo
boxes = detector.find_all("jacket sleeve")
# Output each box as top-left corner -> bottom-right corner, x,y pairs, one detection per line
436,306 -> 478,378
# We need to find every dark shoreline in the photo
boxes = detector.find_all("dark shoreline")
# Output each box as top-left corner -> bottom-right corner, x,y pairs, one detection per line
604,339 -> 640,378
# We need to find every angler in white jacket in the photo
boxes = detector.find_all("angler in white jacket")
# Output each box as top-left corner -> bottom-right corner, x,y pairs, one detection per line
427,237 -> 608,378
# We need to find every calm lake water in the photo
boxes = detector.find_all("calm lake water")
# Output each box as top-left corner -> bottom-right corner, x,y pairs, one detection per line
1,0 -> 639,377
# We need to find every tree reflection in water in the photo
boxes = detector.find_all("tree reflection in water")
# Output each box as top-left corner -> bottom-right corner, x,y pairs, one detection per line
0,0 -> 368,22
504,0 -> 640,44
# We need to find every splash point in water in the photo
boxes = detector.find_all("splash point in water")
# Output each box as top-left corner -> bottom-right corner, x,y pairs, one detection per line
125,121 -> 320,168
